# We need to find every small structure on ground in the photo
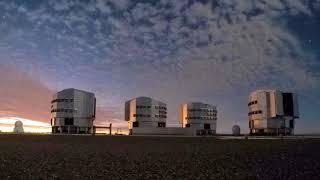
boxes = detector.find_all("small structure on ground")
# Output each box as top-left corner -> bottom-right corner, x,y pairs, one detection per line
232,125 -> 241,136
13,121 -> 24,133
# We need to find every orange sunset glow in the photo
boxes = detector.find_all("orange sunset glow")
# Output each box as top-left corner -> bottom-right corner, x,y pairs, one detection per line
0,117 -> 51,133
0,66 -> 127,132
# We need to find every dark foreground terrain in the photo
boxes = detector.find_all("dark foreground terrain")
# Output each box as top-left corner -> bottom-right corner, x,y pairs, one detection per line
0,135 -> 320,179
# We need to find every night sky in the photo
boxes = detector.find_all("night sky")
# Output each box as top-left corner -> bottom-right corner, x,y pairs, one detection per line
0,0 -> 319,133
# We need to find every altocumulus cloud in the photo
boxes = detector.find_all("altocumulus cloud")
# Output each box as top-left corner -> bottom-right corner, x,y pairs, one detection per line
0,0 -> 319,133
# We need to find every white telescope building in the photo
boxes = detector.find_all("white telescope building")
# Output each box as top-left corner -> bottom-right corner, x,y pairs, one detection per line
125,97 -> 167,134
248,90 -> 299,135
51,88 -> 96,134
180,102 -> 217,135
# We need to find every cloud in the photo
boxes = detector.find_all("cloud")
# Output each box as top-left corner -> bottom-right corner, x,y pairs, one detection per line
110,0 -> 131,10
285,0 -> 312,15
96,0 -> 111,13
189,1 -> 213,18
49,0 -> 72,11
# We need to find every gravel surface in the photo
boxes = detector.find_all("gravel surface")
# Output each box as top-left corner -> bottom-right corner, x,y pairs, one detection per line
0,135 -> 319,179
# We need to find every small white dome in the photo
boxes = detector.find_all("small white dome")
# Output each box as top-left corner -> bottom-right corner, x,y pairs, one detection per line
14,121 -> 24,133
232,125 -> 240,135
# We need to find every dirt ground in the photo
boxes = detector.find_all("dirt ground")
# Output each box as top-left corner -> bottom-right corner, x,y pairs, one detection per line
0,135 -> 319,179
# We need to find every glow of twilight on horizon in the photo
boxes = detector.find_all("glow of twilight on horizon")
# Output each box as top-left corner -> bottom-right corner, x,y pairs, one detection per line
0,0 -> 320,133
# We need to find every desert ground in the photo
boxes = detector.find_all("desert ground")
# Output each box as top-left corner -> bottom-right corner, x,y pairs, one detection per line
0,135 -> 319,179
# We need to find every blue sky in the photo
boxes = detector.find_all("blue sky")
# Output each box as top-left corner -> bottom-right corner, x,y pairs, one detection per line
0,0 -> 319,133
